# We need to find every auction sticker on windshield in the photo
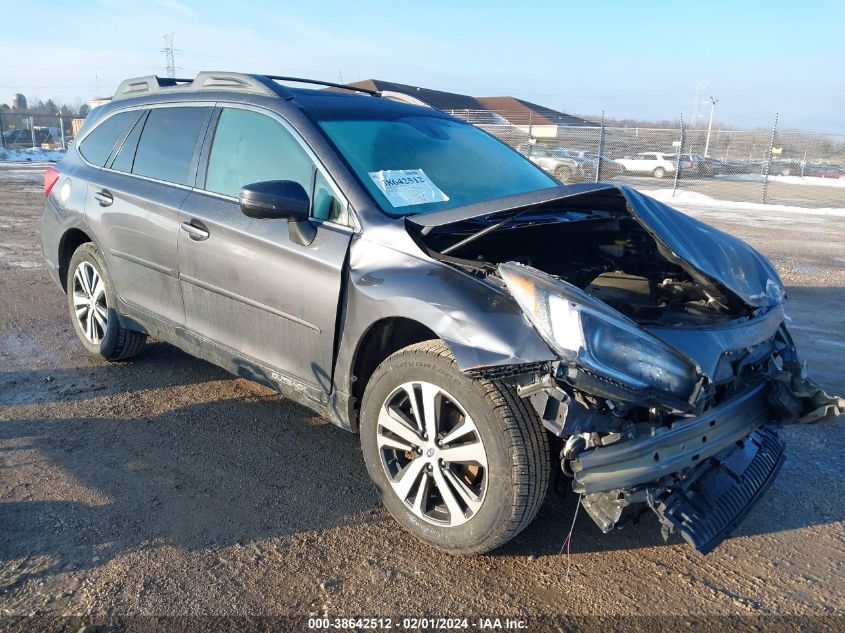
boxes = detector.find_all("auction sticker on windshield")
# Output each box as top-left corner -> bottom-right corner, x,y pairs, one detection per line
368,169 -> 449,207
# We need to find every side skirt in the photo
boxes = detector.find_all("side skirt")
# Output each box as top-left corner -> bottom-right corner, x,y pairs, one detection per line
115,299 -> 355,431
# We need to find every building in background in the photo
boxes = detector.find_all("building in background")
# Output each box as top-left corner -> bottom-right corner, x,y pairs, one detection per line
477,96 -> 595,136
344,80 -> 594,136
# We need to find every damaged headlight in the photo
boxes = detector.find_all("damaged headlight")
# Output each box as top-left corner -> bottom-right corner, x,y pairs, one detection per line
499,262 -> 699,399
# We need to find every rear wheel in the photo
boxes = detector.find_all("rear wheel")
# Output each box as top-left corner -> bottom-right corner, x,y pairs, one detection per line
555,165 -> 573,183
66,243 -> 146,360
653,167 -> 666,178
360,340 -> 550,554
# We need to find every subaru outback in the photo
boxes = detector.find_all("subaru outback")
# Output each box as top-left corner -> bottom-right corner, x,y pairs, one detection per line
41,72 -> 843,555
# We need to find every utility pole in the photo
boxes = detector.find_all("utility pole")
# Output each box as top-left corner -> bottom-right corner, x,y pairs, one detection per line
163,33 -> 176,78
704,96 -> 719,157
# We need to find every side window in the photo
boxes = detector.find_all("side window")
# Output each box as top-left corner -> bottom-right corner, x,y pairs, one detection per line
312,171 -> 344,223
132,106 -> 211,186
205,108 -> 313,199
110,111 -> 147,173
78,110 -> 138,167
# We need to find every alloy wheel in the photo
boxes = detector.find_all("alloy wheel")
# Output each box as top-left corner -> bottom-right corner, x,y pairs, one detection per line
377,381 -> 488,527
72,261 -> 108,344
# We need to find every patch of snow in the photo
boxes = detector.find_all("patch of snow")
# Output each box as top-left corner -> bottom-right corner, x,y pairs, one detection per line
772,175 -> 845,188
0,147 -> 65,163
645,189 -> 845,217
715,173 -> 766,183
715,173 -> 845,188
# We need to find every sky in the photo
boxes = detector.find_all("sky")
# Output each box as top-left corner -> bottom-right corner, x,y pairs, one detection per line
1,0 -> 843,133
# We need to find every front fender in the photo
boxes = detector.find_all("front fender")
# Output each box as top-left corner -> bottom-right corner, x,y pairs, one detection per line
335,236 -> 555,394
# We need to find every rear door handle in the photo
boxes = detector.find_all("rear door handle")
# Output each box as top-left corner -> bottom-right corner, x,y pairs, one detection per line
93,190 -> 113,207
181,220 -> 210,241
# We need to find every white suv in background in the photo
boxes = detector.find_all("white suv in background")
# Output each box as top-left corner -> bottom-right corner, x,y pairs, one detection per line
615,152 -> 676,178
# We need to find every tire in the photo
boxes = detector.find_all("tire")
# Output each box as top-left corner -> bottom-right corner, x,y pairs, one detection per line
555,166 -> 573,183
653,167 -> 666,178
66,242 -> 147,360
360,340 -> 550,554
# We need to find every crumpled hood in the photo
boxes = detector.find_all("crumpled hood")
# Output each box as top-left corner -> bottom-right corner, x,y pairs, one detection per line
408,183 -> 785,309
618,187 -> 785,308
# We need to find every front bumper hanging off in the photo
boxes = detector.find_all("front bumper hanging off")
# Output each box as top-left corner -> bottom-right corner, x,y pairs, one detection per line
652,427 -> 785,554
515,340 -> 842,553
570,382 -> 772,495
568,381 -> 787,554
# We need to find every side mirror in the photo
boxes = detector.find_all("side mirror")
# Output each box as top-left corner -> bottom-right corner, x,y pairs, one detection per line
239,180 -> 316,246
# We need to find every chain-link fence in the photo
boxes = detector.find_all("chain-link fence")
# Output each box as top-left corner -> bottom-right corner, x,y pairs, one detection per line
450,109 -> 845,210
2,105 -> 844,210
0,112 -> 80,152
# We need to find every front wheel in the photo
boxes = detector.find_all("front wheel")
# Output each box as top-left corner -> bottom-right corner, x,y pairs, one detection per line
360,340 -> 550,554
66,243 -> 147,360
653,167 -> 666,178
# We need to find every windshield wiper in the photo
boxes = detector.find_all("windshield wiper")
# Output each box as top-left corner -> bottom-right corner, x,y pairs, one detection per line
439,209 -> 531,256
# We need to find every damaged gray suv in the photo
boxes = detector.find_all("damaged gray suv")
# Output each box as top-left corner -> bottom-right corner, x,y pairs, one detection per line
41,72 -> 843,555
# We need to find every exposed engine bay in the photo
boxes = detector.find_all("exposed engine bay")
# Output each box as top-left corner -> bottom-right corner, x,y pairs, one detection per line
408,184 -> 844,553
418,208 -> 746,327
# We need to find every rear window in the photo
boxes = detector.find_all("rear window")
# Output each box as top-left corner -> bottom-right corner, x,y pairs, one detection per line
132,106 -> 211,186
110,111 -> 147,173
78,111 -> 138,167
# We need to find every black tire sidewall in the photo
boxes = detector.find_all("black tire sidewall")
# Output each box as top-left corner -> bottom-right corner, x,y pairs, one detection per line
66,243 -> 122,358
361,348 -> 521,553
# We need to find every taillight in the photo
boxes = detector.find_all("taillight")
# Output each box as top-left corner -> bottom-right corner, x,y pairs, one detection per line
44,167 -> 60,197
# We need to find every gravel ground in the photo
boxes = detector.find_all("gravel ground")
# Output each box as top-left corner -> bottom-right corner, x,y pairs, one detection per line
1,163 -> 843,628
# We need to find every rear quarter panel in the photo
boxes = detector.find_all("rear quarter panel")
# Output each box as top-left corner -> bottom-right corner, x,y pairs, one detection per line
40,160 -> 94,289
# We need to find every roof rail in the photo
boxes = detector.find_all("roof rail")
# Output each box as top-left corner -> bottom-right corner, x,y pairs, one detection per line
379,90 -> 432,108
113,72 -> 295,101
263,76 -> 379,96
113,71 -> 383,101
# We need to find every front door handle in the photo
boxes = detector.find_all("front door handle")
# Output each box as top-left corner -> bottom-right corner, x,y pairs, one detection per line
181,220 -> 210,241
93,190 -> 113,207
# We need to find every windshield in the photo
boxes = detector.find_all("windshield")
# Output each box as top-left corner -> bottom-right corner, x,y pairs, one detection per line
313,113 -> 556,216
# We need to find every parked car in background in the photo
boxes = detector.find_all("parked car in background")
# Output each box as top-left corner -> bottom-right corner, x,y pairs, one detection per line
516,143 -> 584,183
764,160 -> 844,179
717,159 -> 763,176
569,150 -> 625,178
552,148 -> 594,178
767,159 -> 805,177
0,129 -> 19,146
680,153 -> 726,177
1,127 -> 60,149
801,162 -> 845,178
615,152 -> 677,178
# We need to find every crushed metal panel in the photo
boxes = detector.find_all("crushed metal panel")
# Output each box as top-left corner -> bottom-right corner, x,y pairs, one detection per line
570,383 -> 770,494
